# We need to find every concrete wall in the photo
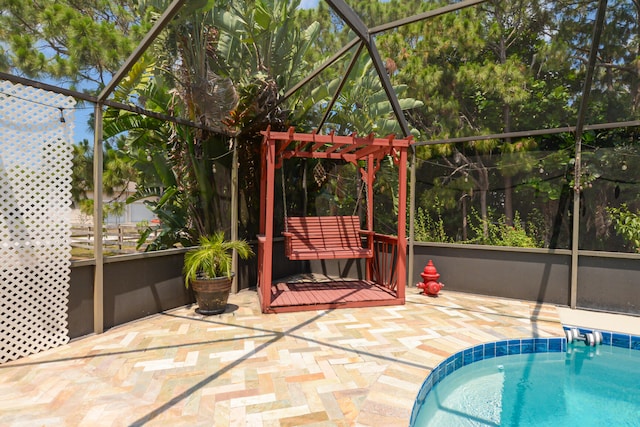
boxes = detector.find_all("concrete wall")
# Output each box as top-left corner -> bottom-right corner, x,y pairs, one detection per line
412,243 -> 572,306
68,249 -> 193,339
102,251 -> 192,330
68,263 -> 95,339
576,253 -> 640,315
68,242 -> 640,340
412,243 -> 640,316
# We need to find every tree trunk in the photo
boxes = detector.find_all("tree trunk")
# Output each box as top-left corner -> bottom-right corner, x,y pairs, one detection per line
461,195 -> 468,240
500,30 -> 514,227
549,183 -> 571,249
478,160 -> 490,239
504,174 -> 513,226
480,188 -> 489,239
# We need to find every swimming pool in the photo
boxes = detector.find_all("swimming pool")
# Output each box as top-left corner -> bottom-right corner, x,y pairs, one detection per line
410,328 -> 640,426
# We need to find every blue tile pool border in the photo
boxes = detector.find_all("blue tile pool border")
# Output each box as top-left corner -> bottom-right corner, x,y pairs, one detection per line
409,328 -> 640,427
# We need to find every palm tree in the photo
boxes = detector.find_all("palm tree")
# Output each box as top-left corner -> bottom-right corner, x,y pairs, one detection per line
103,0 -> 321,245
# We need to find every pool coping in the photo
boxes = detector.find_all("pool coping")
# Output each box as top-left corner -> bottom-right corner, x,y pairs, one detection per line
409,327 -> 640,426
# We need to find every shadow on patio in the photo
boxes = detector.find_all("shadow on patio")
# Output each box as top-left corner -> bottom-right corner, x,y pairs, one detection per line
0,289 -> 563,426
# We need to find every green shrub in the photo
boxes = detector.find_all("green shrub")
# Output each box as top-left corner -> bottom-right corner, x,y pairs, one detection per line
465,209 -> 538,248
414,202 -> 451,243
607,204 -> 640,252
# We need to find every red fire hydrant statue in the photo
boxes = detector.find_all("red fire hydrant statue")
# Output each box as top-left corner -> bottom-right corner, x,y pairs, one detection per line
417,260 -> 444,296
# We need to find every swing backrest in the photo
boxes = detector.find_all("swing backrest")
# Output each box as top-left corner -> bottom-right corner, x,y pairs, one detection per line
282,216 -> 373,260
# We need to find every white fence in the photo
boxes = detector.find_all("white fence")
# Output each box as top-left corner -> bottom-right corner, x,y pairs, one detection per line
71,223 -> 159,255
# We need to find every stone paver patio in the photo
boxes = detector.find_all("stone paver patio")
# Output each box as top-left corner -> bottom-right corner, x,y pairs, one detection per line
0,289 -> 564,426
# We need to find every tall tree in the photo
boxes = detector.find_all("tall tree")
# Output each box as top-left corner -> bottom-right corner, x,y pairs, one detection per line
553,0 -> 640,122
71,137 -> 138,220
104,0 -> 322,244
207,0 -> 321,237
371,1 -> 577,240
0,0 -> 150,87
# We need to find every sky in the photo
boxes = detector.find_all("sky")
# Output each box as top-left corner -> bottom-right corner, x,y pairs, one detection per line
72,104 -> 95,144
299,0 -> 319,9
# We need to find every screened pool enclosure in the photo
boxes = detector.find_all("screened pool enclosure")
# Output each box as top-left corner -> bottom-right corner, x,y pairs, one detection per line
1,0 -> 639,363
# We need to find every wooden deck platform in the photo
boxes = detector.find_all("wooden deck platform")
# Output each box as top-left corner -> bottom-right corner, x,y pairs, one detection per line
267,276 -> 402,313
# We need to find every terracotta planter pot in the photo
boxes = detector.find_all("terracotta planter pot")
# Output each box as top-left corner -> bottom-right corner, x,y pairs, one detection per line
191,274 -> 234,315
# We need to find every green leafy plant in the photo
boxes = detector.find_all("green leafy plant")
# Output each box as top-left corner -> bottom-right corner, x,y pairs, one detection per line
465,209 -> 538,248
524,208 -> 548,248
414,205 -> 451,243
183,232 -> 254,288
607,204 -> 640,252
130,186 -> 193,251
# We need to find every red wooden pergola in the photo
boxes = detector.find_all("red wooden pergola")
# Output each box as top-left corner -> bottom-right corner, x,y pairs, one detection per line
257,127 -> 412,313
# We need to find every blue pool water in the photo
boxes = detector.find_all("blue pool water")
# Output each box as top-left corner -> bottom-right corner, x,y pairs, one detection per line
413,344 -> 640,426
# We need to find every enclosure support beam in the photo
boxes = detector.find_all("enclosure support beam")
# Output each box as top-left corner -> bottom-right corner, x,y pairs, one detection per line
0,72 -> 218,133
231,139 -> 239,294
413,120 -> 640,147
318,42 -> 365,130
325,0 -> 370,42
371,0 -> 487,34
98,0 -> 186,102
570,0 -> 608,309
366,42 -> 412,138
324,0 -> 412,138
281,38 -> 359,102
93,104 -> 104,334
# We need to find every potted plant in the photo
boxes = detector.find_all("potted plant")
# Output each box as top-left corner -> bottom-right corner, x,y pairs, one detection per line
183,231 -> 254,315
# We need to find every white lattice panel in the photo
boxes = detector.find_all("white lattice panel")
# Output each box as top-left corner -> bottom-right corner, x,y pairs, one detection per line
0,80 -> 75,364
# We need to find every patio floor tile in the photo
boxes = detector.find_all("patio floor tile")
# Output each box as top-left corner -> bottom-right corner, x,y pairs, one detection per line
0,289 -> 564,426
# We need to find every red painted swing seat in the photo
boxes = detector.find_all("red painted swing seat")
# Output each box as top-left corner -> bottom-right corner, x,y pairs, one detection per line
282,215 -> 374,260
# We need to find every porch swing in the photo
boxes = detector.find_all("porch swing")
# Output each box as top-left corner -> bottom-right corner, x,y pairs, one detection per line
256,126 -> 412,313
280,159 -> 374,261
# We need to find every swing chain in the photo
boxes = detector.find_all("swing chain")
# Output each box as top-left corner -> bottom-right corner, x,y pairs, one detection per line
353,176 -> 366,217
280,155 -> 288,232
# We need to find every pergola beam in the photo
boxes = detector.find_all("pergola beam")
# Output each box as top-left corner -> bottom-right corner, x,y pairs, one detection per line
264,128 -> 411,163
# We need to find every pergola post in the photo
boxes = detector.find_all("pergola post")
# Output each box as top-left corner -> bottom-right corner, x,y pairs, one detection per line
258,136 -> 276,312
396,147 -> 408,301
